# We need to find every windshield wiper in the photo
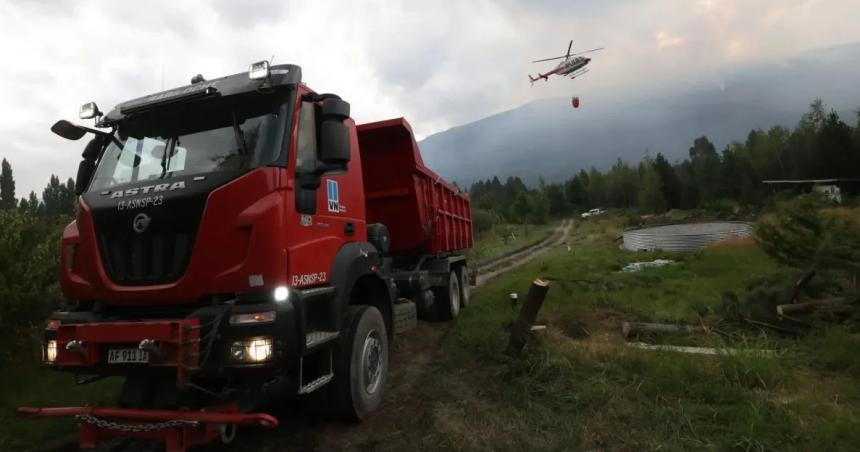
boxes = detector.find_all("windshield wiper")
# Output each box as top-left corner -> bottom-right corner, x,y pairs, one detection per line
232,112 -> 248,157
159,138 -> 173,179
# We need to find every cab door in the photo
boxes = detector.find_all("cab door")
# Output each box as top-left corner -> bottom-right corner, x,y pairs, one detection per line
286,99 -> 366,289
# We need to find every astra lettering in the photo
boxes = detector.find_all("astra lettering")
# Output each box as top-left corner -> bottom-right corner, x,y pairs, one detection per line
109,181 -> 187,199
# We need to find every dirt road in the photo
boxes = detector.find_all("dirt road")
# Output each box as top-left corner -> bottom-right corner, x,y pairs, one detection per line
215,219 -> 573,451
475,219 -> 572,287
58,220 -> 572,452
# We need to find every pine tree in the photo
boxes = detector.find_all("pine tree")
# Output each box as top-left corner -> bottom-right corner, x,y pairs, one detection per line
42,175 -> 62,217
28,191 -> 42,216
638,166 -> 667,214
652,153 -> 681,209
0,158 -> 15,211
546,184 -> 567,216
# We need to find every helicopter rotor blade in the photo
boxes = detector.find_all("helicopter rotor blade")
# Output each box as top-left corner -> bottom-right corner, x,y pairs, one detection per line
531,55 -> 567,63
566,40 -> 573,58
569,47 -> 605,56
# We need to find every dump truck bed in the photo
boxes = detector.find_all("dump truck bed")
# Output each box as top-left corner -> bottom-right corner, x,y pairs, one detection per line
357,118 -> 473,256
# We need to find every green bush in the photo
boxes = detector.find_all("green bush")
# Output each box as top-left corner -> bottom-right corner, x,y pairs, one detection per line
804,327 -> 860,377
472,208 -> 499,236
755,195 -> 860,274
0,211 -> 67,363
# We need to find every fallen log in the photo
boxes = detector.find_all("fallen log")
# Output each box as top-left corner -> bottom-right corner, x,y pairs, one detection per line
776,297 -> 846,316
622,322 -> 705,338
785,269 -> 816,304
742,317 -> 802,335
626,342 -> 776,357
505,278 -> 550,357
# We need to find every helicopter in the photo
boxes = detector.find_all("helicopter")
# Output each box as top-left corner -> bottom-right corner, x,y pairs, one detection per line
529,40 -> 604,85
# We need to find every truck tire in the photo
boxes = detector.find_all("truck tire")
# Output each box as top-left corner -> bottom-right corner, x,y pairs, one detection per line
457,266 -> 471,308
393,298 -> 417,333
435,271 -> 461,320
331,305 -> 389,420
414,289 -> 436,320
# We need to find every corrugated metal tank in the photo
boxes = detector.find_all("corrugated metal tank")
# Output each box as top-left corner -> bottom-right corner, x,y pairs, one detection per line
623,222 -> 751,252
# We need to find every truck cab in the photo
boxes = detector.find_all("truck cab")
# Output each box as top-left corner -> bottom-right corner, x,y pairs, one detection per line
38,62 -> 472,438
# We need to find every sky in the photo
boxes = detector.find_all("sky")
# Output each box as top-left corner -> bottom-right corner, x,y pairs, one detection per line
1,0 -> 860,198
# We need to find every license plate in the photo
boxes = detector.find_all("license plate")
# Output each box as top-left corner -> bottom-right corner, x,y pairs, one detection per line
107,348 -> 149,364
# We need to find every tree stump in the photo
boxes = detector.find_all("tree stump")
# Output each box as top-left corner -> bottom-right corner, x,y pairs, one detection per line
505,278 -> 550,356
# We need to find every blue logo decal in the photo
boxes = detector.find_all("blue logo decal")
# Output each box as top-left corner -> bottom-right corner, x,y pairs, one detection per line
327,179 -> 340,213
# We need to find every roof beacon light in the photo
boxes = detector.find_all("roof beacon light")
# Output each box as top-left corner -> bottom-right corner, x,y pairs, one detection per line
79,102 -> 101,119
249,61 -> 270,80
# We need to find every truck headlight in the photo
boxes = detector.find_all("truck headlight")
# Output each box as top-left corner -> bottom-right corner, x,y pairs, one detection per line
45,340 -> 57,363
229,337 -> 273,363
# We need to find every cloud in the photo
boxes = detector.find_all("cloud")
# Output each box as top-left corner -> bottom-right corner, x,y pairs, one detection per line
0,0 -> 859,197
656,31 -> 686,49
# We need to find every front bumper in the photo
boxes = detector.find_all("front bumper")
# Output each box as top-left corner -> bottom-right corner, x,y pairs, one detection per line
43,292 -> 302,381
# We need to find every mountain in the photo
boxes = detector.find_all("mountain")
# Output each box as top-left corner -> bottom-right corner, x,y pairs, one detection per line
418,42 -> 860,186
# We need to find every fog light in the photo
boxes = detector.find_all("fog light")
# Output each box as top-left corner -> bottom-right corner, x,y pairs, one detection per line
248,60 -> 270,80
229,337 -> 273,363
273,286 -> 289,302
247,337 -> 272,361
45,340 -> 57,363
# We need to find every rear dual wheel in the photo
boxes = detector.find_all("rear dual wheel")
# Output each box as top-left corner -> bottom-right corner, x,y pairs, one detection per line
435,267 -> 470,320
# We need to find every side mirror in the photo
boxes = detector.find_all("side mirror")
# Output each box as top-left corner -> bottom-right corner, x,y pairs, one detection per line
75,138 -> 105,195
318,98 -> 351,166
51,120 -> 87,141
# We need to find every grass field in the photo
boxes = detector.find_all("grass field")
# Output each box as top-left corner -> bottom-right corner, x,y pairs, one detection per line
468,222 -> 558,266
5,215 -> 859,451
352,214 -> 860,451
0,345 -> 121,450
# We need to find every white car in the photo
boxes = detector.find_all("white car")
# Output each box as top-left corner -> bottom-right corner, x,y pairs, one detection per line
580,208 -> 605,219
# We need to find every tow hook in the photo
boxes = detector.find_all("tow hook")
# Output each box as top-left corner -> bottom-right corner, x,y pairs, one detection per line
219,423 -> 237,444
138,339 -> 165,361
65,340 -> 86,358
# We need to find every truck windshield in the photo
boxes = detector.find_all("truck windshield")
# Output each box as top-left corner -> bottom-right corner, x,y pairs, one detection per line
89,97 -> 287,191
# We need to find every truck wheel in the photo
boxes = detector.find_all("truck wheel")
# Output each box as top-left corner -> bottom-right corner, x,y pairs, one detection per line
332,305 -> 389,420
435,271 -> 461,320
457,267 -> 471,308
414,289 -> 436,320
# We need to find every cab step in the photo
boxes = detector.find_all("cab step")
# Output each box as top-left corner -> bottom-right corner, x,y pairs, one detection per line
305,331 -> 339,351
297,373 -> 334,395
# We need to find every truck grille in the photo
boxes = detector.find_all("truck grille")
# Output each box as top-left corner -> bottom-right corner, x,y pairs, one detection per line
98,231 -> 195,285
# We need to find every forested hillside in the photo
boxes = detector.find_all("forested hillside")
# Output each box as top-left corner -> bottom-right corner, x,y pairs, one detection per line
467,99 -> 860,230
421,42 -> 860,186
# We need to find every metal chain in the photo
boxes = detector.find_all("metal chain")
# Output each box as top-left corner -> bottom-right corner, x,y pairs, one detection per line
74,414 -> 199,433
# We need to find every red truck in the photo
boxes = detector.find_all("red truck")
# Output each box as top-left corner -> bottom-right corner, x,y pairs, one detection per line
20,61 -> 473,450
